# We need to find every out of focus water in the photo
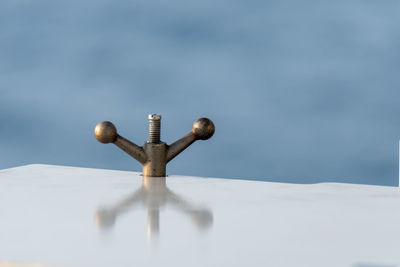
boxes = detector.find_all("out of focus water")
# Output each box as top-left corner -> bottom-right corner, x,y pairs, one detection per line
1,0 -> 399,185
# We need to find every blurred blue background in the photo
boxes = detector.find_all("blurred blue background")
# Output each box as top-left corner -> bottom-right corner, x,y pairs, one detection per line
1,0 -> 399,185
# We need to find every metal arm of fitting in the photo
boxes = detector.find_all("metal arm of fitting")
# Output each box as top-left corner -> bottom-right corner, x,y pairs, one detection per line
167,117 -> 215,162
93,121 -> 147,164
167,132 -> 196,163
114,135 -> 147,164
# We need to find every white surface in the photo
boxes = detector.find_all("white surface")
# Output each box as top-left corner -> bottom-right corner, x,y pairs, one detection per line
1,165 -> 400,267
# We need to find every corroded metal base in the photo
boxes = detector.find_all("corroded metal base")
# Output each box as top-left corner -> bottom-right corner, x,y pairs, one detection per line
143,142 -> 168,177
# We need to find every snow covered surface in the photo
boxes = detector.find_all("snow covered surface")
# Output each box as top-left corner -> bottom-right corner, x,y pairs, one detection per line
1,164 -> 400,267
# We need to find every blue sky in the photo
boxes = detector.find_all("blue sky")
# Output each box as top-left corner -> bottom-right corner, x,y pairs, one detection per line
1,0 -> 400,185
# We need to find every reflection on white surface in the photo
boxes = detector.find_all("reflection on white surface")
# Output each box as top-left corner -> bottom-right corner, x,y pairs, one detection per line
94,176 -> 213,241
3,165 -> 400,267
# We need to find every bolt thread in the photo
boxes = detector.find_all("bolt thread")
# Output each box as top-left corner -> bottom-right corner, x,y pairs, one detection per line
149,114 -> 161,143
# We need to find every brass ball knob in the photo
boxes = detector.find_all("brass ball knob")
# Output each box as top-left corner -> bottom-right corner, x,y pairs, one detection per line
94,121 -> 118,143
192,118 -> 215,140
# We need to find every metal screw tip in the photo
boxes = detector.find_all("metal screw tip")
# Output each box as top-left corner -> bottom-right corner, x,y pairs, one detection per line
148,114 -> 162,120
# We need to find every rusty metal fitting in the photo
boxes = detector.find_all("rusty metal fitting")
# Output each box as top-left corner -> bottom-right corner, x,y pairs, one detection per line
94,114 -> 215,177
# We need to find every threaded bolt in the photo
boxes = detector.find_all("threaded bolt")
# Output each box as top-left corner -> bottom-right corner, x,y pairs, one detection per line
148,114 -> 161,143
